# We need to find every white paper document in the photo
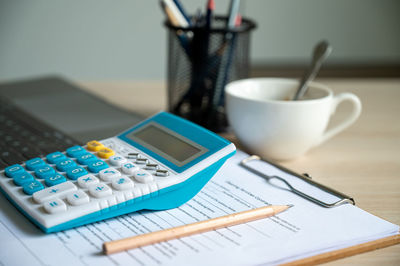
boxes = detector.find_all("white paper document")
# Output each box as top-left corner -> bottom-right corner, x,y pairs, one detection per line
0,150 -> 398,265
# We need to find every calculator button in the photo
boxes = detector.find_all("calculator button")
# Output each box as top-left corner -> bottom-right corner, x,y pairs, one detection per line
35,165 -> 56,179
43,199 -> 67,214
25,158 -> 46,171
86,140 -> 104,152
45,174 -> 67,187
33,181 -> 77,203
87,160 -> 109,173
99,168 -> 121,181
88,183 -> 112,198
77,174 -> 99,188
23,180 -> 45,195
112,177 -> 134,190
146,163 -> 159,170
56,159 -> 77,172
127,152 -> 139,159
66,146 -> 87,158
66,166 -> 88,180
13,172 -> 34,186
135,158 -> 148,164
121,162 -> 139,175
156,169 -> 169,177
66,191 -> 90,206
77,153 -> 97,165
5,164 -> 25,178
108,155 -> 127,166
133,170 -> 154,183
46,152 -> 67,164
97,147 -> 115,159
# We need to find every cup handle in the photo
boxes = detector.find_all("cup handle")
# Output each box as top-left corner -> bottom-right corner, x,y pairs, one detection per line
316,93 -> 362,146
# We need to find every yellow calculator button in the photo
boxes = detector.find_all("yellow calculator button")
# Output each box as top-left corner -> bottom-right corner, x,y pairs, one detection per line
97,147 -> 115,159
86,140 -> 104,151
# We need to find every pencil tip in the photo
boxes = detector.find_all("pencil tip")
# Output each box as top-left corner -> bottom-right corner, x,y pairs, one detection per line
287,204 -> 294,208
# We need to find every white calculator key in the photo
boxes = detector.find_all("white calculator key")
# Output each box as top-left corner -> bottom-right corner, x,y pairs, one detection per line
33,181 -> 77,204
112,176 -> 134,190
66,190 -> 90,206
43,199 -> 67,214
133,169 -> 154,183
77,174 -> 99,188
135,158 -> 148,164
121,162 -> 139,175
126,152 -> 139,159
146,163 -> 159,170
156,169 -> 169,177
89,183 -> 112,198
108,155 -> 127,166
99,168 -> 121,181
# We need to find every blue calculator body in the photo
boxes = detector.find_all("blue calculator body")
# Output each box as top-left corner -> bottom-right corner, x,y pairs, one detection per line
0,112 -> 236,233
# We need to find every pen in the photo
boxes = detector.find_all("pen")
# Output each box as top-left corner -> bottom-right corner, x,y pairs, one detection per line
205,0 -> 215,30
160,0 -> 191,56
191,0 -> 214,119
193,8 -> 203,26
227,0 -> 240,28
172,0 -> 192,26
160,0 -> 180,27
216,14 -> 242,107
210,13 -> 242,111
208,1 -> 240,113
162,0 -> 190,28
103,205 -> 292,254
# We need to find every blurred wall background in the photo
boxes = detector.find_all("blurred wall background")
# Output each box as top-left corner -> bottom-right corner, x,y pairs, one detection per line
0,0 -> 399,81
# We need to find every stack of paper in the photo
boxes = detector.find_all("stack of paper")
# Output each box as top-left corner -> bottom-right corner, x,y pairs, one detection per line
0,150 -> 398,265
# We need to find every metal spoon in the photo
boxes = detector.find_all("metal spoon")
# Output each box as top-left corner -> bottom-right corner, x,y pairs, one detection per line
292,40 -> 332,100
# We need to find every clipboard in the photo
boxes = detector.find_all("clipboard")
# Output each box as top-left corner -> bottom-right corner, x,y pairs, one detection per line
240,155 -> 400,265
240,155 -> 354,208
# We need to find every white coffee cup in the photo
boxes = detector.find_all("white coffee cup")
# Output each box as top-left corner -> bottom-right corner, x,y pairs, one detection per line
225,78 -> 362,161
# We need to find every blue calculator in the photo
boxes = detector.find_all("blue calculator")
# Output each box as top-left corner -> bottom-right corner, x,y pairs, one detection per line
0,112 -> 235,233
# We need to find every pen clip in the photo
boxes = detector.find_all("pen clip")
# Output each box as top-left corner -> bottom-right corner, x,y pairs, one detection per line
240,155 -> 355,208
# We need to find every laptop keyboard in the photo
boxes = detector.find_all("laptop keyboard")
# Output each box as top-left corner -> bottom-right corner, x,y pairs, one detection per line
0,98 -> 81,169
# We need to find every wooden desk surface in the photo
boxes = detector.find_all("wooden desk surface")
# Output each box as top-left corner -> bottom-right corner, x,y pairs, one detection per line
81,78 -> 400,265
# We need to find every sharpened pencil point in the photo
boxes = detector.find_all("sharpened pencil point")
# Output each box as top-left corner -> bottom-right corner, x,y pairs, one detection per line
287,204 -> 294,208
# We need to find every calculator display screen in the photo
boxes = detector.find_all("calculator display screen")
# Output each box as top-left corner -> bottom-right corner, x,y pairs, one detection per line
127,123 -> 207,166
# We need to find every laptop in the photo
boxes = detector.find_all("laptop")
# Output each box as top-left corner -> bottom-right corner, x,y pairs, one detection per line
0,76 -> 143,169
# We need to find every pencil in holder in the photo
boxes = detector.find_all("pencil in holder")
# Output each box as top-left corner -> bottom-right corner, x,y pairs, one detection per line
165,16 -> 256,132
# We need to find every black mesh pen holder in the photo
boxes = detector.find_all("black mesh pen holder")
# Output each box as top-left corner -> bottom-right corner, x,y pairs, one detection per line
165,16 -> 256,132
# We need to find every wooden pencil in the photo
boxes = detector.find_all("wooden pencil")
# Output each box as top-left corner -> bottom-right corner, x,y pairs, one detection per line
103,205 -> 291,254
